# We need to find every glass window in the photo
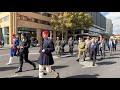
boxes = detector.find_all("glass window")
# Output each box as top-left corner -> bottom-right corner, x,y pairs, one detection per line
34,18 -> 39,23
20,15 -> 24,20
4,16 -> 9,22
27,17 -> 32,22
23,16 -> 28,21
17,14 -> 21,20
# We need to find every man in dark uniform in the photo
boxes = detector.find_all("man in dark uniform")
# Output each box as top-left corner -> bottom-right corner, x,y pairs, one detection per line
89,37 -> 97,66
61,38 -> 66,53
37,30 -> 59,78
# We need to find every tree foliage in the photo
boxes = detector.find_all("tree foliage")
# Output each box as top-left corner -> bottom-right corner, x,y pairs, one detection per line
50,12 -> 94,38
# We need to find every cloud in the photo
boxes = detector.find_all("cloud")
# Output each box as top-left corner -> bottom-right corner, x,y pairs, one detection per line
105,12 -> 120,34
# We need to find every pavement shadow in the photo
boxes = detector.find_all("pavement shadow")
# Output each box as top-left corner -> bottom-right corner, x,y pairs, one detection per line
61,55 -> 76,58
66,74 -> 99,78
113,53 -> 120,55
11,76 -> 37,78
96,61 -> 116,65
52,65 -> 68,70
105,57 -> 120,59
0,66 -> 18,71
21,68 -> 39,73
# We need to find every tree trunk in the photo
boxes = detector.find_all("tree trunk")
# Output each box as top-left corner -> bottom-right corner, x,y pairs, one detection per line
62,29 -> 64,39
73,29 -> 75,40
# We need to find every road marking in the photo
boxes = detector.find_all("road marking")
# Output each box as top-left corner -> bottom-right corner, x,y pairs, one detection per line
79,61 -> 98,68
8,74 -> 19,78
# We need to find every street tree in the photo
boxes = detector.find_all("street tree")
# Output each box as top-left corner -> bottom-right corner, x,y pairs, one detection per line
50,12 -> 72,39
69,12 -> 94,39
50,12 -> 94,39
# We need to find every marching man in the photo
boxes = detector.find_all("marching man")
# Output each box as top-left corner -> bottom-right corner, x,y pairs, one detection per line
37,30 -> 59,78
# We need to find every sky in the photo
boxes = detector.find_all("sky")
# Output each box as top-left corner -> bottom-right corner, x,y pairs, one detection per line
101,12 -> 120,34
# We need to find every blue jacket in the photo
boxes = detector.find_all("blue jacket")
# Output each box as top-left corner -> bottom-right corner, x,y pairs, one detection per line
89,43 -> 97,55
37,38 -> 55,65
13,39 -> 19,47
10,38 -> 19,57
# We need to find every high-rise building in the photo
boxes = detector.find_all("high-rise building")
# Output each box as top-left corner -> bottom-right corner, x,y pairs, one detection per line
106,19 -> 113,35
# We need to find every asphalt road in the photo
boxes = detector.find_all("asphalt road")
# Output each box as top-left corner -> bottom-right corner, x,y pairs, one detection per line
0,44 -> 120,78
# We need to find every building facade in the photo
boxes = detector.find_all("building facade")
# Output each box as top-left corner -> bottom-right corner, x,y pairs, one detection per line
106,19 -> 113,35
0,12 -> 107,45
0,12 -> 68,45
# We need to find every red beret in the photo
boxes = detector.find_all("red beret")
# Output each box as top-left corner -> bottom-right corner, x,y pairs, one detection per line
42,31 -> 48,35
12,34 -> 16,37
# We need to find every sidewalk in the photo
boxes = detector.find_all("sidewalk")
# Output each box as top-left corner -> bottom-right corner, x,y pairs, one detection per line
0,44 -> 12,50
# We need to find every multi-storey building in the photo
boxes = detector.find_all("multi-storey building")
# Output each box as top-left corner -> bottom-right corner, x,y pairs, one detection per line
0,12 -> 68,45
106,19 -> 113,35
68,12 -> 106,39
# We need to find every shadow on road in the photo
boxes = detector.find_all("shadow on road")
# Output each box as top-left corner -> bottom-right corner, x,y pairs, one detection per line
0,66 -> 18,71
96,61 -> 116,65
113,53 -> 120,55
20,68 -> 39,73
66,74 -> 99,78
105,57 -> 120,59
11,76 -> 38,78
52,65 -> 68,69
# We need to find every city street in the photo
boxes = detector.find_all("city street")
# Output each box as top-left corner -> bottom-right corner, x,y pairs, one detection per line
0,44 -> 120,78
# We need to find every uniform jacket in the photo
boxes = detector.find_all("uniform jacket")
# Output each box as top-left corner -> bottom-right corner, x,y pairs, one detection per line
88,43 -> 97,55
37,38 -> 55,65
99,41 -> 106,51
68,40 -> 74,47
78,41 -> 87,52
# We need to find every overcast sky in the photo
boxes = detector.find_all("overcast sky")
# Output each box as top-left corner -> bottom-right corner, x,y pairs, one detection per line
101,12 -> 120,34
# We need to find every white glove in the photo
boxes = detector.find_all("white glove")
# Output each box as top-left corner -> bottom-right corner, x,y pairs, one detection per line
42,49 -> 45,52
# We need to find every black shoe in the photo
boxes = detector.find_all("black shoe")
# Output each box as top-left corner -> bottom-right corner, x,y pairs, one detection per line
33,64 -> 36,70
15,70 -> 22,73
56,73 -> 60,78
76,59 -> 79,62
44,73 -> 47,75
